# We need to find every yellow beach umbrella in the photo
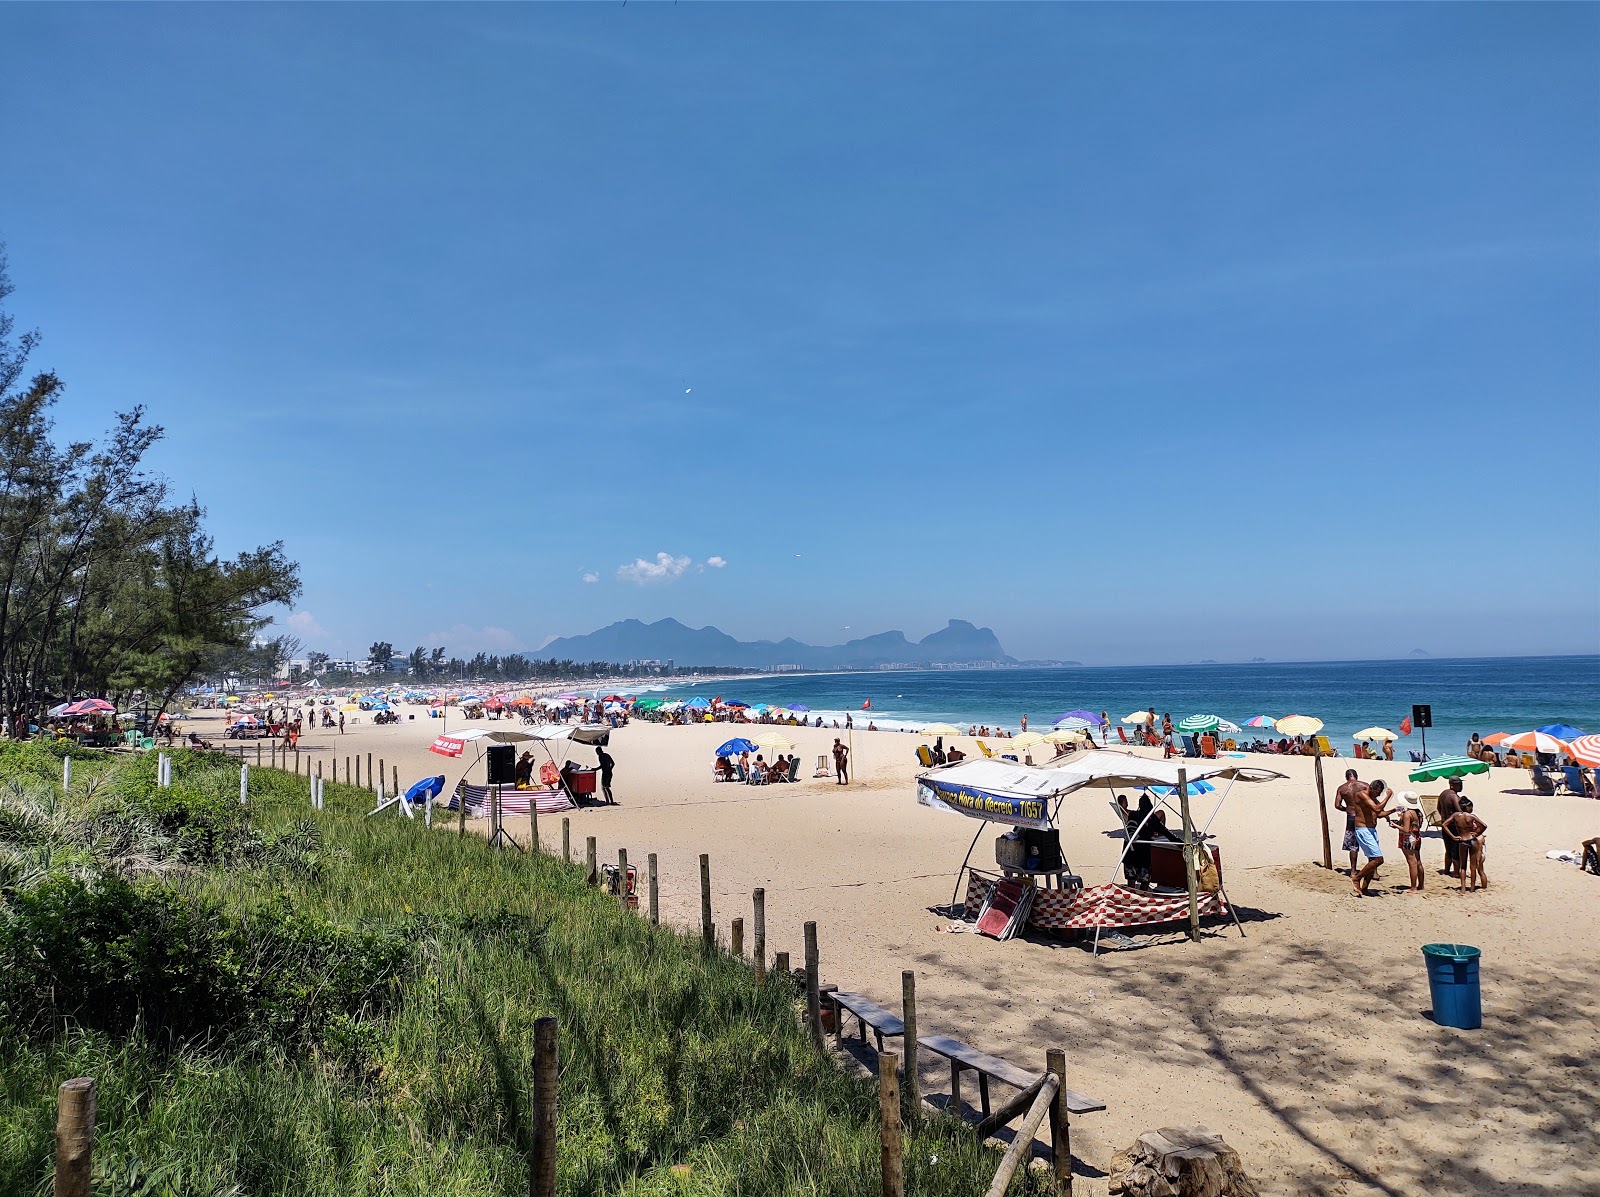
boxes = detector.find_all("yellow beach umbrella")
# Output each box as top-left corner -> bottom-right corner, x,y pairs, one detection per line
1009,731 -> 1047,749
1353,727 -> 1398,741
1041,728 -> 1086,745
1276,714 -> 1323,736
754,732 -> 794,751
919,723 -> 964,737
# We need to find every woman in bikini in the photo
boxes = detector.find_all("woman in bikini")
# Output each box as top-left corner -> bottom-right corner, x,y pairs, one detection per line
1388,793 -> 1425,892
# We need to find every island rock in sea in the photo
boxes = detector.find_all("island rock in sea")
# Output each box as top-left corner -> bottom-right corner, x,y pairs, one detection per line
538,617 -> 1016,670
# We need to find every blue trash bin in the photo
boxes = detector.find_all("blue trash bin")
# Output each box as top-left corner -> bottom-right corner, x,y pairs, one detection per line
1422,943 -> 1481,1029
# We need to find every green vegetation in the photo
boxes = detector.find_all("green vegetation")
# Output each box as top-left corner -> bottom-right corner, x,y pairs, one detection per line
0,748 -> 1040,1195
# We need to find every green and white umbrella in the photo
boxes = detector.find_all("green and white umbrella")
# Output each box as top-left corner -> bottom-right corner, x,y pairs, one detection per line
1177,714 -> 1221,733
1408,755 -> 1489,783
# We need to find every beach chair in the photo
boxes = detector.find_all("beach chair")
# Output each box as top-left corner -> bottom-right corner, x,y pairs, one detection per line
736,763 -> 749,783
788,757 -> 801,782
1199,735 -> 1217,758
1521,753 -> 1535,769
1223,738 -> 1237,751
1116,726 -> 1129,745
1314,735 -> 1335,757
976,740 -> 995,758
916,745 -> 934,768
814,754 -> 831,778
1560,766 -> 1587,796
974,877 -> 1033,941
1420,796 -> 1442,829
1180,735 -> 1199,758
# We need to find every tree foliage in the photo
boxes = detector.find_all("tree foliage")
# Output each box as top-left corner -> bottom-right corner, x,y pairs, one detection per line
0,248 -> 300,724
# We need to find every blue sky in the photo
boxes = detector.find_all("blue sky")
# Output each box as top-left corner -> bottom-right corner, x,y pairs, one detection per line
3,4 -> 1596,665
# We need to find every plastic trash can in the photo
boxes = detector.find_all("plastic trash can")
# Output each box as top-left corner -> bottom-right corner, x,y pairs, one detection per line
1422,943 -> 1481,1029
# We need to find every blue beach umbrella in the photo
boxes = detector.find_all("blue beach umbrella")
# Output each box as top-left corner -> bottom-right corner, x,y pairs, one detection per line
1055,709 -> 1106,727
1537,723 -> 1585,741
788,704 -> 811,713
1145,780 -> 1216,798
684,698 -> 711,709
405,775 -> 446,804
716,738 -> 759,756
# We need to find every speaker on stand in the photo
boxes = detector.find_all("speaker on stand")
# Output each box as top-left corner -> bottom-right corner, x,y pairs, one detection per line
484,744 -> 522,852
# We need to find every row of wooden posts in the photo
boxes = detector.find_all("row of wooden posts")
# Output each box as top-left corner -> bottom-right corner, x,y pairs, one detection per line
226,743 -> 401,801
52,758 -> 1078,1196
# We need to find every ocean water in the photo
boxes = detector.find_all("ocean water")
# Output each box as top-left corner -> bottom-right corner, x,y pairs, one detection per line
653,656 -> 1600,754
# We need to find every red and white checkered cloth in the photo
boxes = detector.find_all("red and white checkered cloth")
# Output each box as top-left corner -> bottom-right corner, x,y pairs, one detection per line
963,871 -> 1227,931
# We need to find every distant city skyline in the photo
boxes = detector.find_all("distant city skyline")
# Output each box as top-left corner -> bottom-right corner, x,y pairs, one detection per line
3,4 -> 1595,665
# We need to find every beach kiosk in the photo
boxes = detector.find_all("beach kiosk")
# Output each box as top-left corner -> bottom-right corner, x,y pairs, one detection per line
917,752 -> 1284,953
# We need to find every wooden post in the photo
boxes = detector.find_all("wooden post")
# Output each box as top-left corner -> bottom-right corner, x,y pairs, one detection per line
1313,752 -> 1333,870
585,837 -> 597,886
255,743 -> 261,767
617,848 -> 629,910
392,765 -> 399,799
878,1051 -> 904,1197
774,951 -> 789,981
366,753 -> 372,790
316,760 -> 322,782
699,854 -> 714,950
530,1017 -> 558,1197
804,921 -> 822,1051
752,887 -> 766,983
647,853 -> 659,926
531,794 -> 540,854
901,970 -> 919,1115
271,743 -> 276,769
1179,768 -> 1199,943
561,817 -> 571,863
54,1076 -> 95,1197
982,1074 -> 1060,1197
1047,1048 -> 1070,1194
731,917 -> 743,958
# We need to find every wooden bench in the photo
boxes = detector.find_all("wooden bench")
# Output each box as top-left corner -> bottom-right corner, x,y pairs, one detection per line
917,1033 -> 1106,1120
829,991 -> 905,1053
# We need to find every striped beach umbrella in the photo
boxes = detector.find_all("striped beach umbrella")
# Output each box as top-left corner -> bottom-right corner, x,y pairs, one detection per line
919,723 -> 964,738
1276,714 -> 1324,736
1564,735 -> 1600,766
1499,731 -> 1568,755
1177,714 -> 1220,733
1409,755 -> 1489,783
1009,731 -> 1047,749
1241,715 -> 1277,729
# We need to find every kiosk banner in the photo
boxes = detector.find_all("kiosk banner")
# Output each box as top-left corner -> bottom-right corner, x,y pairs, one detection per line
917,778 -> 1050,829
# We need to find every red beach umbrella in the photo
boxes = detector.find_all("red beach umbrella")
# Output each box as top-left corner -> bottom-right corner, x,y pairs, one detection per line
1564,735 -> 1600,767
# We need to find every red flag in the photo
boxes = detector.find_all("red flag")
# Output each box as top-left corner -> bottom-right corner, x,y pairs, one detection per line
1400,715 -> 1413,736
861,699 -> 871,710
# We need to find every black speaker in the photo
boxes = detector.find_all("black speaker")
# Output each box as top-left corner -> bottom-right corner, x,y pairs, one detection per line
1412,704 -> 1432,729
485,744 -> 516,785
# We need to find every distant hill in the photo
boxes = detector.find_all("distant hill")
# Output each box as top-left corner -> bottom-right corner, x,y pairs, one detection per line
1409,649 -> 1431,658
539,618 -> 1016,669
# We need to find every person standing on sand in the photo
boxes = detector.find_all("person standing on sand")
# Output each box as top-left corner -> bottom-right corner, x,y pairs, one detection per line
1145,708 -> 1156,744
338,710 -> 345,734
1444,799 -> 1487,892
1388,792 -> 1425,892
1100,712 -> 1110,747
1020,714 -> 1028,733
1349,779 -> 1394,896
596,745 -> 616,804
1335,768 -> 1365,875
833,738 -> 849,785
1436,779 -> 1463,877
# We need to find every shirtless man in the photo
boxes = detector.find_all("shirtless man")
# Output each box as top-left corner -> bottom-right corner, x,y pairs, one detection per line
1334,768 -> 1365,875
1444,799 -> 1488,892
1348,778 -> 1394,896
1436,778 -> 1463,877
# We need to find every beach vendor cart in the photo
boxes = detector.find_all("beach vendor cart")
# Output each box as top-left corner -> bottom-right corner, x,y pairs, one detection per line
426,727 -> 576,848
918,752 -> 1283,953
527,723 -> 612,803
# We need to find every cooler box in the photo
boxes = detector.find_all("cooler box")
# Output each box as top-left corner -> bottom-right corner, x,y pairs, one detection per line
563,766 -> 597,796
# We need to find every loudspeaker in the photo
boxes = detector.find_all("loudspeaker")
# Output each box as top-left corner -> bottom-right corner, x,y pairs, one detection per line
485,744 -> 516,785
1412,704 -> 1433,729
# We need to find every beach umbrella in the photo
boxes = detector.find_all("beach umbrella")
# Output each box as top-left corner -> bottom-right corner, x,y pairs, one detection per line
754,732 -> 794,751
1537,723 -> 1585,741
1563,735 -> 1600,766
1481,732 -> 1510,746
1499,731 -> 1568,755
404,775 -> 446,804
633,698 -> 664,711
1009,731 -> 1047,749
1409,755 -> 1489,783
716,738 -> 759,756
1353,727 -> 1398,741
1275,714 -> 1323,736
919,722 -> 964,737
1054,709 -> 1106,727
1215,719 -> 1241,734
787,704 -> 811,713
1177,714 -> 1220,733
684,698 -> 711,709
1146,779 -> 1215,797
722,700 -> 749,709
1054,717 -> 1091,732
555,693 -> 580,701
62,698 -> 116,716
1041,728 -> 1087,745
1120,710 -> 1152,724
46,702 -> 70,718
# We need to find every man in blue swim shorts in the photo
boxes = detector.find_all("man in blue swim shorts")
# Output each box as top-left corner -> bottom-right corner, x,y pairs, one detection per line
1350,779 -> 1395,897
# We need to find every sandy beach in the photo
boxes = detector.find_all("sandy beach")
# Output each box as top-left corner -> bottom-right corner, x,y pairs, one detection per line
198,707 -> 1600,1196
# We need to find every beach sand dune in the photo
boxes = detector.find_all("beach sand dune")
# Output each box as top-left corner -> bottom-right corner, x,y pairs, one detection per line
210,709 -> 1600,1195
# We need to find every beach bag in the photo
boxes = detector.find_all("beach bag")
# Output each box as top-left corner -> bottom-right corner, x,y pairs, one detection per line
1196,852 -> 1221,893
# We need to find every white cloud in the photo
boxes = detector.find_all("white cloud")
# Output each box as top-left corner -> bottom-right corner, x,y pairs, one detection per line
285,610 -> 328,640
706,556 -> 727,568
616,552 -> 692,585
580,571 -> 599,584
421,624 -> 525,655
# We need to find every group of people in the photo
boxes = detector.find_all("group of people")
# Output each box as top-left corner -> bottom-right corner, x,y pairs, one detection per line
1337,770 -> 1488,895
717,750 -> 798,784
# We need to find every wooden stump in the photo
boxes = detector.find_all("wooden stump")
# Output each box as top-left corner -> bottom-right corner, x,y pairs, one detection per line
1107,1126 -> 1258,1197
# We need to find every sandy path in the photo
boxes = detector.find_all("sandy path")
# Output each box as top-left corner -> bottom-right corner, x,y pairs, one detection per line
199,708 -> 1600,1195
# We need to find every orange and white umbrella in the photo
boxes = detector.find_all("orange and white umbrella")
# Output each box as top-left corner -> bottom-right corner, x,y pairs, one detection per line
1481,732 -> 1511,746
1564,734 -> 1600,767
1499,730 -> 1568,755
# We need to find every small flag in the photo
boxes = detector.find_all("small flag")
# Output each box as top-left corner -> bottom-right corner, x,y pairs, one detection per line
862,699 -> 871,710
1400,715 -> 1413,736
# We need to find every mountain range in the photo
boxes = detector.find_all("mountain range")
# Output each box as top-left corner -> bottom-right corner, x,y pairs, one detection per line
538,618 -> 1016,669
